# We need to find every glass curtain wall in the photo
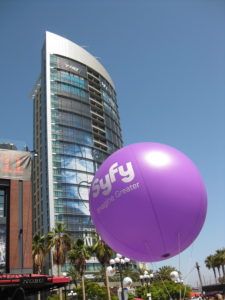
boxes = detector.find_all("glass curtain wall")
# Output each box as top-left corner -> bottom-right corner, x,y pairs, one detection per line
50,55 -> 94,238
50,54 -> 122,237
49,54 -> 122,272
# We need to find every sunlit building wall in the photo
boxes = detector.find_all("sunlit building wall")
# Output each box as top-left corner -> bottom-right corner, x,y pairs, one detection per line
31,32 -> 123,273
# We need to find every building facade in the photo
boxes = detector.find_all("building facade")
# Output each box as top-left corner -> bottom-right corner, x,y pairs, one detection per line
0,145 -> 33,274
31,32 -> 123,273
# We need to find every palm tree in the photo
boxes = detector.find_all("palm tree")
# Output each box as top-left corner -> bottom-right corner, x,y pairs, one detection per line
215,249 -> 225,277
67,266 -> 79,288
46,223 -> 72,276
205,254 -> 217,282
47,223 -> 72,300
92,236 -> 114,300
68,238 -> 92,300
32,233 -> 48,300
214,253 -> 222,278
154,266 -> 178,281
32,233 -> 47,274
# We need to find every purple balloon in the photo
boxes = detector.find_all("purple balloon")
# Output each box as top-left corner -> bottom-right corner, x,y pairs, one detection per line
89,142 -> 207,262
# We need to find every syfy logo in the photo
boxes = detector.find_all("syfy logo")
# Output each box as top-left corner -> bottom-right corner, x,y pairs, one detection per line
92,162 -> 135,198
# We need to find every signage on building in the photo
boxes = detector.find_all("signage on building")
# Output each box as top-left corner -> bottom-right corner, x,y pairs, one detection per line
0,150 -> 32,180
64,63 -> 79,72
21,276 -> 47,285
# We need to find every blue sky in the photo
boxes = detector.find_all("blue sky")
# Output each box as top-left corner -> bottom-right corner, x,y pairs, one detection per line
1,0 -> 225,287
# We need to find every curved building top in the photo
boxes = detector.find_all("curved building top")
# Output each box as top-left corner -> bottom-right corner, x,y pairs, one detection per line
45,31 -> 115,89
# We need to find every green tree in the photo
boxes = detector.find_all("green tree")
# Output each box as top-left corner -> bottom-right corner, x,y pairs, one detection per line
68,238 -> 92,300
67,266 -> 80,288
205,254 -> 217,282
136,279 -> 191,300
47,223 -> 72,300
214,253 -> 222,278
92,236 -> 114,300
47,223 -> 72,276
215,249 -> 225,277
32,233 -> 47,274
75,281 -> 118,300
32,233 -> 49,300
122,265 -> 142,283
153,265 -> 178,281
46,293 -> 60,300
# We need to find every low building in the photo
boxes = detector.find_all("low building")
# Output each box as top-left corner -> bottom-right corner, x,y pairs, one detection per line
0,146 -> 33,274
202,283 -> 225,296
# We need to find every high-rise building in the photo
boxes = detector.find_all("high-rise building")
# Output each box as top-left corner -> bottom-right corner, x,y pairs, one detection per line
31,32 -> 123,273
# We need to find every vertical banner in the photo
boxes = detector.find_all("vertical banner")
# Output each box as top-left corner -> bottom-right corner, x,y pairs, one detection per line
0,149 -> 32,180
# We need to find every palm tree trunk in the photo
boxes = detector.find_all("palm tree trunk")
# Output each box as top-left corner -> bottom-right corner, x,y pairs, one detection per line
222,265 -> 225,277
37,267 -> 41,300
105,267 -> 111,300
58,264 -> 62,276
37,291 -> 41,300
217,267 -> 221,278
82,275 -> 86,300
58,264 -> 63,300
213,268 -> 217,283
59,288 -> 63,300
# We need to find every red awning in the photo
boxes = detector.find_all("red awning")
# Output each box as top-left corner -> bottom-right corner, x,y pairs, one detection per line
0,274 -> 71,296
190,292 -> 202,297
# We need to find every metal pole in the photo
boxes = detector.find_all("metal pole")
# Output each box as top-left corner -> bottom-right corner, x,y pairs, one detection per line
64,285 -> 67,300
195,262 -> 203,292
118,264 -> 125,300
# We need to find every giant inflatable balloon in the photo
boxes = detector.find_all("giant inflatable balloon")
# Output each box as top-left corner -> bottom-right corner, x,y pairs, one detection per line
89,142 -> 207,262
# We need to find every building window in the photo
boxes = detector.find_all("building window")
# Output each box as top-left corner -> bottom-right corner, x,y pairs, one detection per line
0,189 -> 7,218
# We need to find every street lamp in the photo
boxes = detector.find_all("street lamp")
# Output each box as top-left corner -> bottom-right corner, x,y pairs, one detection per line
170,271 -> 183,300
139,271 -> 153,296
68,290 -> 77,299
109,253 -> 131,300
62,272 -> 68,300
170,271 -> 183,285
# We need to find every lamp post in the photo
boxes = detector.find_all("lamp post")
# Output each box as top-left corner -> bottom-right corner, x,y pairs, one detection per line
139,271 -> 153,298
62,272 -> 68,300
176,278 -> 183,300
109,254 -> 131,300
170,271 -> 183,300
68,291 -> 77,300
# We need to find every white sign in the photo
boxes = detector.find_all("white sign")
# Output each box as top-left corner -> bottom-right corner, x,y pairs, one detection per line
65,64 -> 79,72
